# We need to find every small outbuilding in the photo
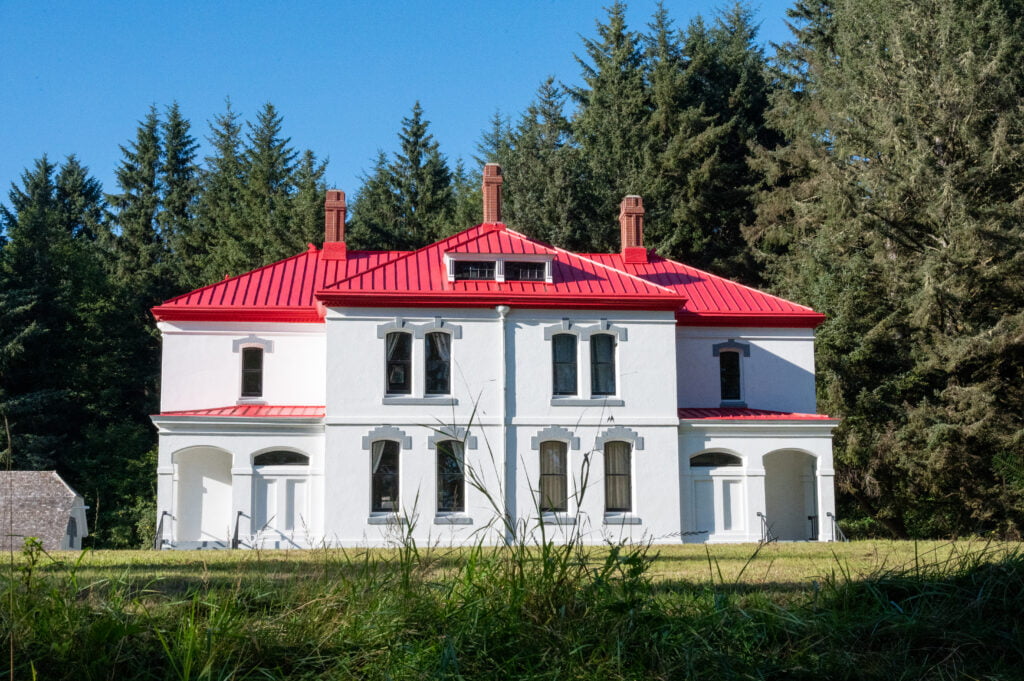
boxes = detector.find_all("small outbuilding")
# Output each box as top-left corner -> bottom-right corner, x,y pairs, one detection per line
0,471 -> 89,551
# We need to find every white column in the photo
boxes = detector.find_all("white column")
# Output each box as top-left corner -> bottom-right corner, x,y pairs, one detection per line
156,465 -> 174,545
746,461 -> 767,543
816,466 -> 837,542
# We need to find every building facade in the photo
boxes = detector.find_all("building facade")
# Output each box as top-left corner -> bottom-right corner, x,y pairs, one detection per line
152,164 -> 839,549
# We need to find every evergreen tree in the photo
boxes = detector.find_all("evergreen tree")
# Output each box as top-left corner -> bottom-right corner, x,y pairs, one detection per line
754,0 -> 1024,537
160,101 -> 199,287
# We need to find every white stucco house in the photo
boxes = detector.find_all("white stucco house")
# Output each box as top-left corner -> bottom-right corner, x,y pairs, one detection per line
151,164 -> 839,549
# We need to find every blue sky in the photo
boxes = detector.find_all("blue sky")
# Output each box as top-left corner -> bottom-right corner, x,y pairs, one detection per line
0,1 -> 795,204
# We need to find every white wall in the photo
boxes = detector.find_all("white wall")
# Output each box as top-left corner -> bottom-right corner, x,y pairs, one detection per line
158,321 -> 326,412
676,327 -> 817,413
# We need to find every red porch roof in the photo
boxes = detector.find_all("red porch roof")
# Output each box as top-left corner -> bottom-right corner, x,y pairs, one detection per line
678,407 -> 833,421
157,405 -> 325,418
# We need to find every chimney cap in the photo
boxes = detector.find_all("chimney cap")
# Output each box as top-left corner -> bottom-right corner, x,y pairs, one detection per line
483,163 -> 503,178
620,195 -> 644,213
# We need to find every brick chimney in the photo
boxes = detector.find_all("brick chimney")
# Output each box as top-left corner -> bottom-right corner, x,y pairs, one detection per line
323,189 -> 347,260
482,163 -> 503,224
619,195 -> 648,264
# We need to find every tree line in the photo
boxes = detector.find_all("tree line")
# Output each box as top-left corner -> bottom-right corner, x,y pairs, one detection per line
2,0 -> 1021,545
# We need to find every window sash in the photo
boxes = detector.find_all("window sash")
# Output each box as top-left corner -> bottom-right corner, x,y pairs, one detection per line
425,332 -> 451,395
552,334 -> 577,395
241,347 -> 263,397
539,441 -> 568,512
720,351 -> 741,401
454,261 -> 496,280
604,441 -> 631,512
590,334 -> 616,396
436,441 -> 465,513
371,440 -> 399,512
386,332 -> 412,394
505,261 -> 545,281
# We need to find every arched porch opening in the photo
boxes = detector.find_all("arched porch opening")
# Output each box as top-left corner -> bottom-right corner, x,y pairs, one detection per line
763,449 -> 818,541
174,447 -> 233,543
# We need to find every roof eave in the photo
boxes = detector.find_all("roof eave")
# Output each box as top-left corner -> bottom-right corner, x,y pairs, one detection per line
151,306 -> 324,323
314,290 -> 685,311
676,311 -> 826,328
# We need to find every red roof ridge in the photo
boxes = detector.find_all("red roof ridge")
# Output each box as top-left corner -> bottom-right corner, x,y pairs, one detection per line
561,244 -> 679,297
156,247 -> 319,308
649,253 -> 819,314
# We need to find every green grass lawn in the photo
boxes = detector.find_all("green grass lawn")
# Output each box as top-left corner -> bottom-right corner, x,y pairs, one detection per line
3,539 -> 1022,680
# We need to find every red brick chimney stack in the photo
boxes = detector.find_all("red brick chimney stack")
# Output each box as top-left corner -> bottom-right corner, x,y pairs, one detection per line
482,163 -> 503,224
620,195 -> 648,264
323,189 -> 347,260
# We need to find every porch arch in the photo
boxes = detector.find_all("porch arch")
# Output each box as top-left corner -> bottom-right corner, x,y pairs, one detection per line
173,446 -> 233,543
762,449 -> 818,541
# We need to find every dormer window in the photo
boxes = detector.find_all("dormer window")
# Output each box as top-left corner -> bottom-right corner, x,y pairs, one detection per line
505,261 -> 546,281
453,260 -> 496,281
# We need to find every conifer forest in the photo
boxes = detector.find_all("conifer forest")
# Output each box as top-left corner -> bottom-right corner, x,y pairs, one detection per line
1,0 -> 1022,547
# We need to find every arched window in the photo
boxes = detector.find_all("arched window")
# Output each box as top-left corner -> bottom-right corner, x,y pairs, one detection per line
371,440 -> 400,512
690,452 -> 743,467
552,333 -> 577,395
253,451 -> 309,466
436,440 -> 465,513
719,351 -> 741,402
241,346 -> 263,397
604,441 -> 632,513
590,333 -> 616,396
425,332 -> 451,395
539,440 -> 568,512
385,332 -> 412,394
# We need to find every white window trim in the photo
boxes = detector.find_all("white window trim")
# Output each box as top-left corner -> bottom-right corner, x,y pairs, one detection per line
377,318 -> 462,404
597,435 -> 641,524
444,252 -> 554,283
432,438 -> 471,523
545,319 -> 628,405
712,339 -> 750,407
232,335 -> 274,404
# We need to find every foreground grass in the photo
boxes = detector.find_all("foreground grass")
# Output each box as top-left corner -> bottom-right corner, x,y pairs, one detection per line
2,540 -> 1022,679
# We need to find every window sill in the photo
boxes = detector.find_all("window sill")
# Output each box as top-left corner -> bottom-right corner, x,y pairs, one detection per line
538,513 -> 576,526
433,514 -> 473,525
367,514 -> 404,525
237,398 -> 267,405
550,397 -> 624,407
720,400 -> 746,407
603,514 -> 642,526
383,396 -> 459,406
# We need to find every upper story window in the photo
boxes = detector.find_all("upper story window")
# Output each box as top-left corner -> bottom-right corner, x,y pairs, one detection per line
371,440 -> 400,513
552,334 -> 578,396
505,261 -> 545,281
386,332 -> 412,395
241,347 -> 264,397
454,260 -> 496,280
590,333 -> 617,396
539,440 -> 568,513
719,351 -> 741,402
604,441 -> 632,513
436,440 -> 465,513
425,332 -> 451,395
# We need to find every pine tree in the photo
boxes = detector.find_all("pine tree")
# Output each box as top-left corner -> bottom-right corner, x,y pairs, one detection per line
160,102 -> 199,288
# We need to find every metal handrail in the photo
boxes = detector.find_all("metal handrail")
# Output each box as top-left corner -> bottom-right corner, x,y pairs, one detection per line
154,511 -> 170,550
756,512 -> 777,543
808,514 -> 819,541
827,512 -> 848,542
231,510 -> 244,549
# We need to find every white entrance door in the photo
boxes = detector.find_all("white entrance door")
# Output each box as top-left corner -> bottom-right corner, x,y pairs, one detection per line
253,468 -> 308,547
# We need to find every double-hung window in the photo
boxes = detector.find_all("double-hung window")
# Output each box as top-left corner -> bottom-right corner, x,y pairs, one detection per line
539,441 -> 568,512
425,332 -> 451,395
552,334 -> 577,395
719,351 -> 741,402
241,347 -> 263,397
590,333 -> 616,396
385,332 -> 412,394
371,440 -> 400,513
604,442 -> 632,513
436,440 -> 465,513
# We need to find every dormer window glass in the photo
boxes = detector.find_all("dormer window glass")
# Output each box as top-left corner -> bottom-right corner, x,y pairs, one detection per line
241,347 -> 263,397
505,261 -> 545,281
386,332 -> 412,394
453,260 -> 496,281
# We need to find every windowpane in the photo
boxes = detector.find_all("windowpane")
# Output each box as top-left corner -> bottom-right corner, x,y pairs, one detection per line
604,441 -> 631,512
254,451 -> 309,466
590,334 -> 616,396
690,452 -> 743,467
454,260 -> 496,280
552,334 -> 577,395
436,441 -> 465,513
241,347 -> 263,397
539,441 -> 567,512
720,351 -> 741,401
505,261 -> 545,281
386,332 -> 412,394
371,440 -> 400,512
425,332 -> 451,395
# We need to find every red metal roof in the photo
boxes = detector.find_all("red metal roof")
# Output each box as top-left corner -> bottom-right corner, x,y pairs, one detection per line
678,407 -> 833,420
587,253 -> 825,328
316,224 -> 685,310
152,225 -> 822,325
157,405 -> 325,418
